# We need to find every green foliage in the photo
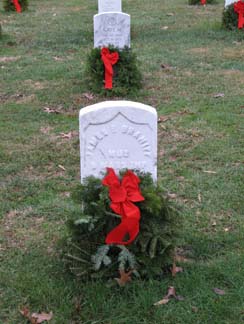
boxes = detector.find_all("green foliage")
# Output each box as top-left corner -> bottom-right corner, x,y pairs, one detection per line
188,0 -> 215,4
85,46 -> 142,96
222,3 -> 239,30
3,0 -> 29,12
63,172 -> 179,280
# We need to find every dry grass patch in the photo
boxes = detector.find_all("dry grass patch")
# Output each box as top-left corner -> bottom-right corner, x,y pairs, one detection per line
0,56 -> 21,63
222,48 -> 244,60
0,207 -> 45,251
187,47 -> 210,55
23,80 -> 48,90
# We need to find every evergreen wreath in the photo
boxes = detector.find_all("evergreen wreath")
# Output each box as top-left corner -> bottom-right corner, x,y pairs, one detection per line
188,0 -> 216,4
85,46 -> 142,97
3,0 -> 28,12
63,170 -> 180,281
222,3 -> 242,30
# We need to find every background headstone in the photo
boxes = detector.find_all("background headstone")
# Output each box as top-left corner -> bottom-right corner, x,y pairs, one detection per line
94,12 -> 130,48
98,0 -> 122,13
225,0 -> 236,7
79,101 -> 157,181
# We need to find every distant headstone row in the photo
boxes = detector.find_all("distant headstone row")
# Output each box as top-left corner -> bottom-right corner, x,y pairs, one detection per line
94,0 -> 130,48
225,0 -> 236,7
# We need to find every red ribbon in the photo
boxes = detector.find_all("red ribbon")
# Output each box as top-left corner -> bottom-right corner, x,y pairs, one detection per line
234,1 -> 244,29
101,48 -> 119,89
200,0 -> 206,4
13,0 -> 22,13
102,168 -> 145,245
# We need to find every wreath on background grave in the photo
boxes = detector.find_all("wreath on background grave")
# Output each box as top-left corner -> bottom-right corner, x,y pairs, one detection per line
188,0 -> 216,5
62,169 -> 179,282
3,0 -> 28,12
85,46 -> 142,96
222,2 -> 244,30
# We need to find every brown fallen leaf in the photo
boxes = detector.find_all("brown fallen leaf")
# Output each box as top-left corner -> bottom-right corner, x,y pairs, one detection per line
43,107 -> 61,114
58,164 -> 66,171
213,93 -> 225,98
154,286 -> 184,306
203,170 -> 217,174
83,92 -> 95,100
198,193 -> 202,203
158,115 -> 169,123
20,308 -> 53,323
115,269 -> 133,287
160,63 -> 172,69
20,307 -> 30,318
213,288 -> 226,295
59,131 -> 78,139
53,56 -> 64,61
167,193 -> 177,199
31,312 -> 53,323
171,262 -> 183,277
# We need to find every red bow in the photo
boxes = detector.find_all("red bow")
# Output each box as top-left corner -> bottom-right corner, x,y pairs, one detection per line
102,168 -> 145,245
200,0 -> 206,5
234,1 -> 244,29
101,48 -> 119,89
13,0 -> 22,13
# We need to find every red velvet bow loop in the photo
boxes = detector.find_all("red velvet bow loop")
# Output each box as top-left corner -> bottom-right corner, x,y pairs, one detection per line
101,48 -> 119,89
102,168 -> 144,245
234,1 -> 244,29
13,0 -> 22,13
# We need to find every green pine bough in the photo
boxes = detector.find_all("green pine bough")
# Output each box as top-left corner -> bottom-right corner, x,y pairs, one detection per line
62,171 -> 180,280
3,0 -> 28,12
222,3 -> 241,30
85,46 -> 142,96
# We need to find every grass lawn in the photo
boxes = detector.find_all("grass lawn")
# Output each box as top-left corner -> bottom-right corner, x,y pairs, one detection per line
0,0 -> 244,323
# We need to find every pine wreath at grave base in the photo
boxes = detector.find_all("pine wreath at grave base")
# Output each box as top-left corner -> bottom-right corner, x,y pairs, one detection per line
62,171 -> 180,281
3,0 -> 28,12
188,0 -> 216,4
85,46 -> 142,96
222,3 -> 241,30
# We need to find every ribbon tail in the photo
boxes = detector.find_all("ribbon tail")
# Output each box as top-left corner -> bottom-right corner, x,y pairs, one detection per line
105,218 -> 139,245
238,13 -> 244,29
13,0 -> 22,12
104,67 -> 113,89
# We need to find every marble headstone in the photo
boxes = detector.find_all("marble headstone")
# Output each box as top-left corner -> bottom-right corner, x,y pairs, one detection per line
98,0 -> 122,13
79,101 -> 157,181
225,0 -> 236,7
94,12 -> 130,48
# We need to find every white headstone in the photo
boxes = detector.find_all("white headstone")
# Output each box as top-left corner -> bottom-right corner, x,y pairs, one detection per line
94,12 -> 130,48
79,101 -> 157,181
225,0 -> 236,7
98,0 -> 122,13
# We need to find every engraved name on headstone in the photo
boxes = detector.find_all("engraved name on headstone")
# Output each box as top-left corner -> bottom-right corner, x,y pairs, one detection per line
98,0 -> 122,13
79,101 -> 157,181
94,12 -> 130,48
